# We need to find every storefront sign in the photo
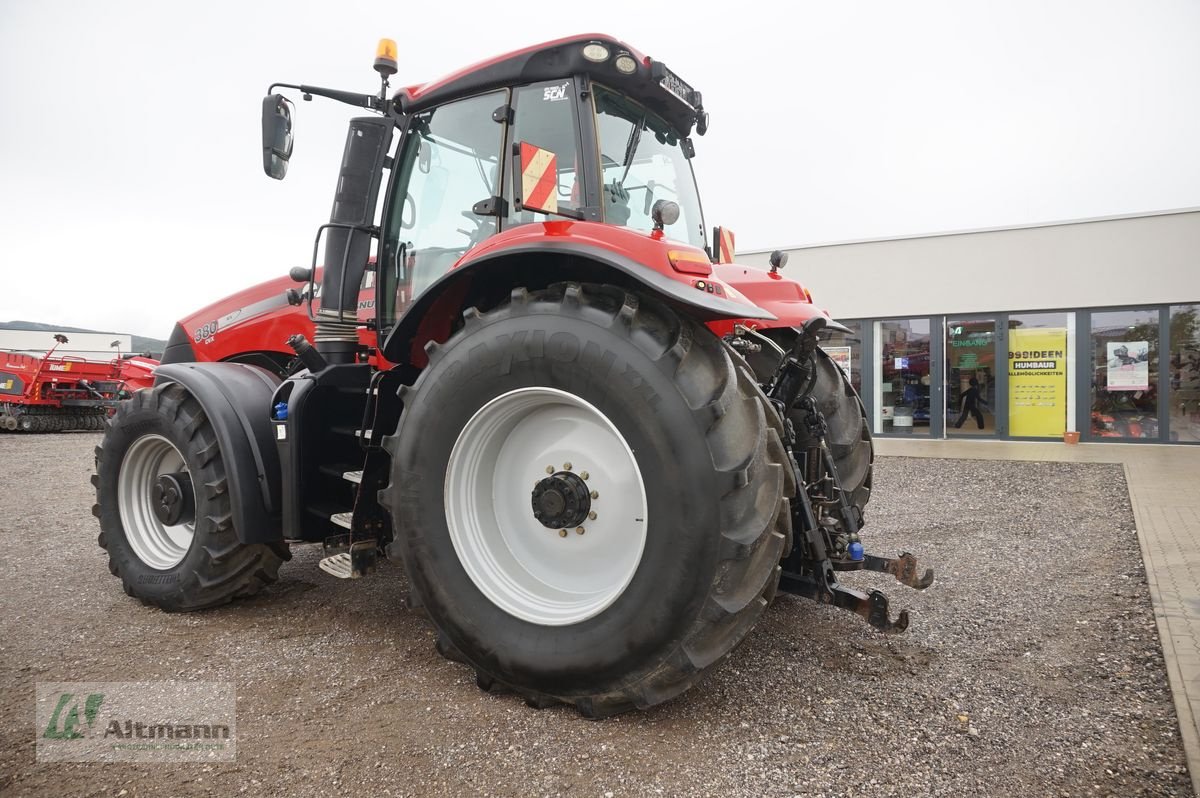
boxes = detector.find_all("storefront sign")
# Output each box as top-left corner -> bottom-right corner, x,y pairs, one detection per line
1008,328 -> 1067,437
825,346 -> 852,381
1106,341 -> 1149,391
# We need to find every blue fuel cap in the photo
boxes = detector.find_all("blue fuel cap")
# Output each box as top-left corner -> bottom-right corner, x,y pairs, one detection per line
848,541 -> 864,561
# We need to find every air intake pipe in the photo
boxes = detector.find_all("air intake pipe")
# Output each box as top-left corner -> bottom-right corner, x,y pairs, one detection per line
316,116 -> 393,363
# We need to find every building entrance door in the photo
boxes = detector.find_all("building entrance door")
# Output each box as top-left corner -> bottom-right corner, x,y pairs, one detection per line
946,317 -> 1001,436
877,318 -> 937,435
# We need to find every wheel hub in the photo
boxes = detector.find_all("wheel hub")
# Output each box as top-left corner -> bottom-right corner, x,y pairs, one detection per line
152,472 -> 194,526
118,434 -> 196,570
531,471 -> 591,529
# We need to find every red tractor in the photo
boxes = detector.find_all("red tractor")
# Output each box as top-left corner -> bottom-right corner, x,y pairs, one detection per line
1,335 -> 156,432
93,35 -> 932,716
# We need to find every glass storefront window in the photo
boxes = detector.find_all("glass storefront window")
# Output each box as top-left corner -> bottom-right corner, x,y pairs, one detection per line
947,319 -> 997,435
878,319 -> 931,435
1090,308 -> 1160,440
1169,304 -> 1200,443
1008,313 -> 1070,438
821,320 -> 862,397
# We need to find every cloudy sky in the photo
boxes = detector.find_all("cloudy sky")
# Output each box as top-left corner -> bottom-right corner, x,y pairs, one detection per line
2,0 -> 1197,337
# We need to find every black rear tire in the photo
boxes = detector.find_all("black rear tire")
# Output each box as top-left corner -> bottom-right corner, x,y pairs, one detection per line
93,382 -> 287,611
382,283 -> 792,717
746,330 -> 873,516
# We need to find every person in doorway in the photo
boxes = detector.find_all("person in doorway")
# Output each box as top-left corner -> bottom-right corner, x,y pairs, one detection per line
954,377 -> 986,430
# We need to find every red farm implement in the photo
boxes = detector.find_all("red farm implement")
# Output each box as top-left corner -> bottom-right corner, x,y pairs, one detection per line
0,335 -> 157,432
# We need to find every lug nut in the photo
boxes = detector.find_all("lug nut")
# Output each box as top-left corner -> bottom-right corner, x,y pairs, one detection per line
590,490 -> 599,499
546,465 -> 554,474
588,511 -> 597,521
576,527 -> 585,535
563,462 -> 573,471
558,529 -> 568,538
580,471 -> 589,480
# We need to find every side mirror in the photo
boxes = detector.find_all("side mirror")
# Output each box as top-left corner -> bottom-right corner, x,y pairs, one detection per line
418,139 -> 431,174
261,94 -> 294,180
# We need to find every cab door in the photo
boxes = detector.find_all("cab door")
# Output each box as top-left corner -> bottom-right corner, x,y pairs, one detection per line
377,90 -> 508,333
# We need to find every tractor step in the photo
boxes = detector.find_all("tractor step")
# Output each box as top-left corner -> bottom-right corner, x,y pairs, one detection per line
332,425 -> 374,441
318,536 -> 378,579
331,511 -> 353,530
318,552 -> 354,578
318,463 -> 363,484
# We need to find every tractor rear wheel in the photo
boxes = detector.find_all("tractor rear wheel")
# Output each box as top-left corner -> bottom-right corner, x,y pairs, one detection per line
746,330 -> 873,517
382,283 -> 792,717
93,382 -> 287,610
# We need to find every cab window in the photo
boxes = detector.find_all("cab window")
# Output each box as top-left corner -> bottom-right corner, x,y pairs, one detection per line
380,90 -> 505,327
504,80 -> 583,226
592,85 -> 705,247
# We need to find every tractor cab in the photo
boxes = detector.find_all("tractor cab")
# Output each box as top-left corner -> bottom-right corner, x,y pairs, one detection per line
262,35 -> 714,360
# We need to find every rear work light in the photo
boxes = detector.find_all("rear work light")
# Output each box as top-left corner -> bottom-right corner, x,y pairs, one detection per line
667,248 -> 713,276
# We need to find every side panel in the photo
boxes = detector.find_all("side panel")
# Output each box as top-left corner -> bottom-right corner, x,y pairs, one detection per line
153,362 -> 283,544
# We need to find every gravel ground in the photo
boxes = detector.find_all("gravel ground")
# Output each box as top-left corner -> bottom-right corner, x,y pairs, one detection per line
0,432 -> 1190,797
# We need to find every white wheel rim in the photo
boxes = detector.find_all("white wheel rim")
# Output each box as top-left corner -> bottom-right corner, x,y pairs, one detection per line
118,434 -> 195,570
444,387 -> 648,626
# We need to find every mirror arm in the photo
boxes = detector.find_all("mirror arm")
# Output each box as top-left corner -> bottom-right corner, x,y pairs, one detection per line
269,82 -> 384,112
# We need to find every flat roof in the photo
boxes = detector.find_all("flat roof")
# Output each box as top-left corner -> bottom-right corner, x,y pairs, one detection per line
740,206 -> 1200,255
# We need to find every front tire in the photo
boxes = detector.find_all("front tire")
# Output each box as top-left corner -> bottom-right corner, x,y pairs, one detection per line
93,382 -> 287,611
382,283 -> 792,717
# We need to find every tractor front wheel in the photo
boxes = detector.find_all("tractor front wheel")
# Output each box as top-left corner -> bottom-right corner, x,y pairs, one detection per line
382,283 -> 792,717
92,382 -> 287,610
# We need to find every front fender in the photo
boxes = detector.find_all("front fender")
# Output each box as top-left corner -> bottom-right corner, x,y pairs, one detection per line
154,362 -> 283,544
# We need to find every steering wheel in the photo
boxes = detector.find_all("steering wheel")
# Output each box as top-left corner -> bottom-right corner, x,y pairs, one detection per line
457,210 -> 494,246
400,193 -> 416,230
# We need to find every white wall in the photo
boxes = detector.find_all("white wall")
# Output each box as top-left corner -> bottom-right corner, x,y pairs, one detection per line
0,330 -> 132,360
739,209 -> 1200,320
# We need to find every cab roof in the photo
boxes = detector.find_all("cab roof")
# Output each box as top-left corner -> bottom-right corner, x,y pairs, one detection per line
395,34 -> 702,137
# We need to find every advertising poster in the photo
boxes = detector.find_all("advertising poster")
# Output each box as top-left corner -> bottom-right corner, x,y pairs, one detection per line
1106,341 -> 1149,391
1008,328 -> 1067,437
824,346 -> 852,381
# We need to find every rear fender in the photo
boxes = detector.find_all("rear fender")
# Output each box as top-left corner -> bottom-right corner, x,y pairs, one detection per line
707,263 -> 850,337
381,241 -> 775,365
153,362 -> 283,544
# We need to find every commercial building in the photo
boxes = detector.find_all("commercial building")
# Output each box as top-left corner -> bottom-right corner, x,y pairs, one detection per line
0,329 -> 133,361
741,208 -> 1200,444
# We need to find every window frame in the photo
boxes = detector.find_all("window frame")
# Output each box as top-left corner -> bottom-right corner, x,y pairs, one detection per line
376,88 -> 510,336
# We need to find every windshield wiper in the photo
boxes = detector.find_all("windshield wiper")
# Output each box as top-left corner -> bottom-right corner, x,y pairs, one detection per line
619,114 -> 646,187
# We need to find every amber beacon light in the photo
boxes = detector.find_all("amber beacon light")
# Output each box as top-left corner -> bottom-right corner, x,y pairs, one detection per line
374,38 -> 398,77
